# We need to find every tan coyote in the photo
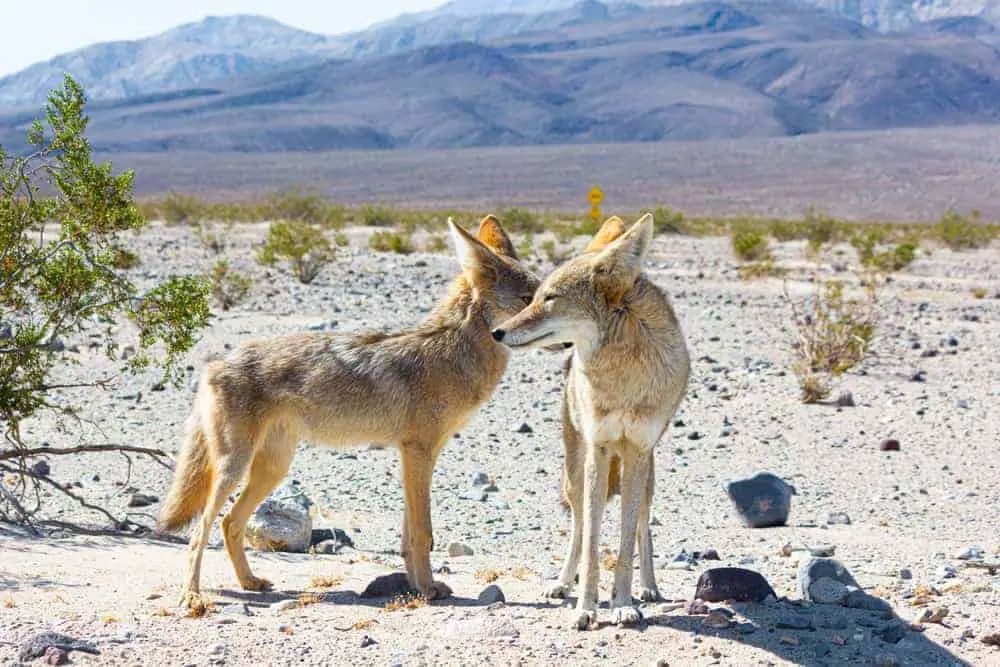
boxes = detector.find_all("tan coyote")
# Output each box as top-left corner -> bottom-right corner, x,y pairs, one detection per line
160,216 -> 538,607
492,214 -> 690,629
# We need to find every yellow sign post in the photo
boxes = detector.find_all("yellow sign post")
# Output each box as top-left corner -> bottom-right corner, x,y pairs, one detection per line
588,186 -> 604,221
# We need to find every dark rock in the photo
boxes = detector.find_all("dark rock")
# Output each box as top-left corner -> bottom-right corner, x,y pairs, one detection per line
477,584 -> 505,604
725,472 -> 794,528
361,572 -> 414,598
827,511 -> 852,525
774,612 -> 814,630
700,548 -> 721,561
695,568 -> 776,603
471,472 -> 489,486
513,422 -> 533,434
43,648 -> 69,666
843,589 -> 893,612
360,635 -> 377,648
835,391 -> 855,407
127,493 -> 158,508
19,633 -> 99,662
30,460 -> 51,477
310,527 -> 354,549
880,439 -> 900,452
797,558 -> 858,601
910,370 -> 927,382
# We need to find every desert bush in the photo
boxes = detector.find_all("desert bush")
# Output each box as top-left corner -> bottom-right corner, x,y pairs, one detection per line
803,208 -> 842,255
359,204 -> 396,227
425,235 -> 448,253
210,260 -> 252,311
788,279 -> 878,403
195,221 -> 233,255
368,231 -> 414,254
516,231 -> 535,258
739,260 -> 787,280
933,210 -> 998,250
158,192 -> 205,225
540,239 -> 572,265
0,77 -> 211,528
648,206 -> 686,235
266,189 -> 344,228
852,230 -> 917,273
334,232 -> 349,248
731,225 -> 772,262
500,207 -> 544,234
257,220 -> 334,284
768,219 -> 805,242
972,287 -> 989,299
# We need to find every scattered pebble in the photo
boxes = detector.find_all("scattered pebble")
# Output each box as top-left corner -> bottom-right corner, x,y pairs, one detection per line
477,584 -> 505,605
724,472 -> 794,528
447,541 -> 474,557
127,493 -> 158,508
695,568 -> 776,603
879,439 -> 900,452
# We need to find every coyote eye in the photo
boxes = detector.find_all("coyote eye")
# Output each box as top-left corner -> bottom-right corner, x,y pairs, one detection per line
544,294 -> 556,303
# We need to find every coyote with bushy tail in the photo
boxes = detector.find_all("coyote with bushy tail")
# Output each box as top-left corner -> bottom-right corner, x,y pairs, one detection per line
160,216 -> 538,607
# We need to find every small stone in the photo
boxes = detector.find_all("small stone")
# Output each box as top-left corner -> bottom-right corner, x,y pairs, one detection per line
247,496 -> 311,553
220,603 -> 251,616
910,370 -> 927,382
700,548 -> 720,561
879,439 -> 900,452
685,600 -> 710,615
43,648 -> 69,666
775,612 -> 814,630
835,391 -> 855,407
956,399 -> 970,409
796,558 -> 858,600
447,541 -> 474,557
695,568 -> 776,603
725,472 -> 794,528
30,460 -> 51,477
477,584 -> 505,604
936,564 -> 957,580
270,599 -> 298,613
915,606 -> 949,625
459,487 -> 489,501
208,644 -> 225,656
127,493 -> 158,508
360,635 -> 377,648
361,572 -> 413,598
899,568 -> 913,580
703,611 -> 731,629
513,422 -> 533,434
956,547 -> 984,561
808,577 -> 850,605
471,472 -> 489,486
827,511 -> 852,525
809,545 -> 836,557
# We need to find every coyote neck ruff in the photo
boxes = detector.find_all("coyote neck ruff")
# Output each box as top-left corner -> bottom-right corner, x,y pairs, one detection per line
160,216 -> 537,608
570,276 -> 687,449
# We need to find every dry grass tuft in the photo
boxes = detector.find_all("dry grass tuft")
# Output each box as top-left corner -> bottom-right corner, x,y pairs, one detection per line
297,592 -> 324,607
309,575 -> 343,589
3,594 -> 15,608
153,606 -> 173,617
601,550 -> 618,572
186,595 -> 216,619
475,569 -> 502,584
383,594 -> 428,612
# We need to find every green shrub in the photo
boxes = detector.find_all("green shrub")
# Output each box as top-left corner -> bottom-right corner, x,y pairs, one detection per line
500,208 -> 544,234
110,245 -> 141,269
731,225 -> 772,261
257,220 -> 333,284
159,192 -> 205,225
803,208 -> 842,255
266,189 -> 344,228
210,259 -> 252,311
368,231 -> 414,254
334,232 -> 349,247
425,235 -> 448,253
359,204 -> 396,227
769,219 -> 805,242
0,76 -> 211,525
934,210 -> 998,250
649,206 -> 686,234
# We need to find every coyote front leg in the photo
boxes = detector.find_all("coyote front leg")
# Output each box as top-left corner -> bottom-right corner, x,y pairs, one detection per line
610,447 -> 651,625
636,455 -> 661,602
400,441 -> 452,599
572,443 -> 610,630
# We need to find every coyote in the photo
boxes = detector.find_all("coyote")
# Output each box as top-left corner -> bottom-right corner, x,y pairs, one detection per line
159,216 -> 538,607
492,214 -> 689,629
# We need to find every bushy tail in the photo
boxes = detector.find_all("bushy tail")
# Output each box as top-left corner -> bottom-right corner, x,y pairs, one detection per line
159,382 -> 215,533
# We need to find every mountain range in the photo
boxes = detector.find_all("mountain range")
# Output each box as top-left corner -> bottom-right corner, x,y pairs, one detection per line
2,0 -> 1000,151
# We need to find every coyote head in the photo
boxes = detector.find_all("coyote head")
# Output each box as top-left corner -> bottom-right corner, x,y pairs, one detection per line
448,216 -> 540,323
491,213 -> 653,352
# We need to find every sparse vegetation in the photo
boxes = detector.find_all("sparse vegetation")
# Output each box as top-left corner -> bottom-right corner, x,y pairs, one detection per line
972,287 -> 989,299
360,203 -> 396,227
739,260 -> 787,280
110,245 -> 141,269
933,209 -> 998,250
195,221 -> 232,255
257,220 -> 334,284
0,76 -> 211,529
425,234 -> 448,253
368,231 -> 414,254
540,239 -> 572,265
803,208 -> 842,256
788,279 -> 878,403
500,207 -> 545,234
334,232 -> 350,248
731,225 -> 772,262
383,594 -> 428,612
309,575 -> 343,589
210,260 -> 252,311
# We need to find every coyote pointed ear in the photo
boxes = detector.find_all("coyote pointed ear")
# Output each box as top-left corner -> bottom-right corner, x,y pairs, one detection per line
448,217 -> 498,284
584,216 -> 627,253
478,215 -> 518,259
592,213 -> 654,304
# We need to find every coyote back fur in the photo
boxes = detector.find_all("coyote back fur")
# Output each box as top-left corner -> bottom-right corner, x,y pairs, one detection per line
494,214 -> 690,629
161,216 -> 538,606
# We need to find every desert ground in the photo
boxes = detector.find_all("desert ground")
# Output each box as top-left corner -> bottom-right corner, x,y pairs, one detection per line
2,220 -> 999,666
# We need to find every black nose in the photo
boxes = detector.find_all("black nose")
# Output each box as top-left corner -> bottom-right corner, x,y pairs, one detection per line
491,329 -> 505,342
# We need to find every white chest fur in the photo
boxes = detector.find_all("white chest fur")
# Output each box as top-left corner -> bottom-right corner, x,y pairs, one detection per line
567,362 -> 667,452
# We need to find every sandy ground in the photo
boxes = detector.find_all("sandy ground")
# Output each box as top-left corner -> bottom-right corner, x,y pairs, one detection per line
2,222 -> 1000,666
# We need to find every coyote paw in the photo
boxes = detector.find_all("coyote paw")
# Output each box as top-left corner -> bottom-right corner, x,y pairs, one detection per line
422,580 -> 453,600
638,586 -> 663,603
239,576 -> 273,592
571,609 -> 598,631
612,605 -> 643,626
178,590 -> 210,613
545,584 -> 571,599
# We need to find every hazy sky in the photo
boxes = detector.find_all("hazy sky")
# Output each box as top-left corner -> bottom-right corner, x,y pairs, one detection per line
0,0 -> 446,77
